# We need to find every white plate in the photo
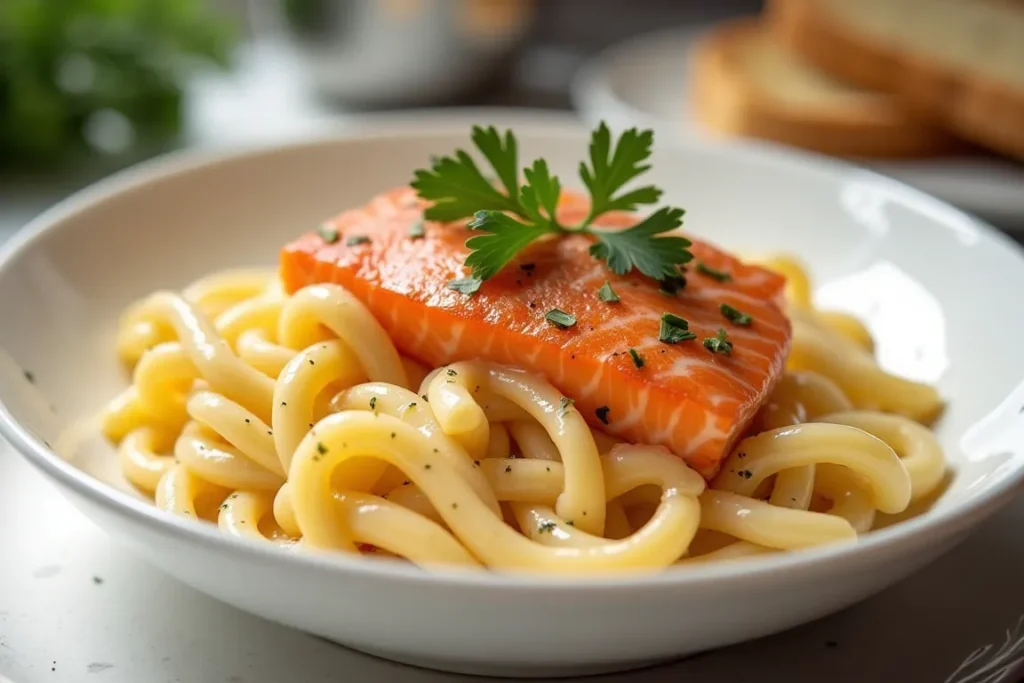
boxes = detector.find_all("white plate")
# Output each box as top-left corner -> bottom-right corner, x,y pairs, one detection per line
1,111 -> 1024,678
571,25 -> 1024,229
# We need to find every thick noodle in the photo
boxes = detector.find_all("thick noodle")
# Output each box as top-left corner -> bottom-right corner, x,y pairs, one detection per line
99,257 -> 948,574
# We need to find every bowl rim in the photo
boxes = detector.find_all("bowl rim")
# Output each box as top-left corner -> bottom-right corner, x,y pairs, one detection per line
2,108 -> 1023,591
569,24 -> 1024,229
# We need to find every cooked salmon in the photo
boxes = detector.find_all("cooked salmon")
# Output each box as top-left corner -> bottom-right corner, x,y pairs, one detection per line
279,187 -> 792,478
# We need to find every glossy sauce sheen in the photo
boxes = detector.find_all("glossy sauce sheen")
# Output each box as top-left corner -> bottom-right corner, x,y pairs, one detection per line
279,187 -> 792,477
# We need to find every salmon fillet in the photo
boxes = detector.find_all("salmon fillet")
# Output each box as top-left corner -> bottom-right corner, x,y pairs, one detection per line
279,187 -> 792,478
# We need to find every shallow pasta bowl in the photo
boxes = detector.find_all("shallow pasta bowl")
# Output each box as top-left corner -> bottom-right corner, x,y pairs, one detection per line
1,112 -> 1024,678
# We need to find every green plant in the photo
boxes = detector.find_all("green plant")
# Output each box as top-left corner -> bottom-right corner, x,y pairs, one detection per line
0,0 -> 236,168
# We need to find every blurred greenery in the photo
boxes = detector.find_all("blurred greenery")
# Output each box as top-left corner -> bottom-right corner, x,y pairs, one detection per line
0,0 -> 237,170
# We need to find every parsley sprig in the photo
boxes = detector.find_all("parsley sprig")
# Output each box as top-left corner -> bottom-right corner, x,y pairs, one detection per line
412,123 -> 692,292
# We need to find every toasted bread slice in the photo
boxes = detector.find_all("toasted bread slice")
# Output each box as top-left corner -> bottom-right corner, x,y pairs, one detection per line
689,18 -> 955,158
768,0 -> 1024,160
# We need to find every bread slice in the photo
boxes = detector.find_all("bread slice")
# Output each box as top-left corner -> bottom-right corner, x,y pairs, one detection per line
688,18 -> 955,158
768,0 -> 1024,160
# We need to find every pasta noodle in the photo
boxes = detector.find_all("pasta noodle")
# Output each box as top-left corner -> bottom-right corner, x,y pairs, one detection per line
99,258 -> 948,575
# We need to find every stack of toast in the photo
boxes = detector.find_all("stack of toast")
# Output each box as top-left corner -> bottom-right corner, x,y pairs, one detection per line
689,0 -> 1024,160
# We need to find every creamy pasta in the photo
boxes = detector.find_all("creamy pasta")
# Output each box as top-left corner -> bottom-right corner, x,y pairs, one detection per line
100,257 -> 947,575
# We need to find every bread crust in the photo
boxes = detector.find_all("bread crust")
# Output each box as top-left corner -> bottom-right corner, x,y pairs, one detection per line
688,18 -> 955,158
767,0 -> 1024,160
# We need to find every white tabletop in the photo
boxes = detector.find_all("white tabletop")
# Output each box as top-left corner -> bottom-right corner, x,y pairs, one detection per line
1,442 -> 1023,683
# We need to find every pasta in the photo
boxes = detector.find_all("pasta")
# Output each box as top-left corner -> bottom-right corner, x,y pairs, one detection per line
99,256 -> 948,575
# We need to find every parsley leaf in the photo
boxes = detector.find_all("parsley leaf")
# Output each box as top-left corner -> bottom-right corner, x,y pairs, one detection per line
472,125 -> 521,201
465,211 -> 555,280
519,159 -> 561,231
720,303 -> 752,326
545,309 -> 577,329
659,313 -> 697,344
448,276 -> 482,296
587,207 -> 691,280
316,224 -> 339,244
579,123 -> 662,220
597,281 -> 619,302
411,122 -> 694,287
696,262 -> 732,282
410,126 -> 522,222
703,328 -> 733,355
628,348 -> 645,368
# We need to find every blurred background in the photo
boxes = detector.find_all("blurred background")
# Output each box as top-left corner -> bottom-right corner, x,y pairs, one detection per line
1,0 -> 1022,240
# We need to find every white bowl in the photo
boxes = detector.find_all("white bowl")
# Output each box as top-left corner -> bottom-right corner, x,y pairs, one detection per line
2,111 -> 1023,678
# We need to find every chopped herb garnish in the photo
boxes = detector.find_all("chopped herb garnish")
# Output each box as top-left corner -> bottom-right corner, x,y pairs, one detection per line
448,276 -> 482,296
408,220 -> 426,239
316,224 -> 339,244
696,262 -> 732,282
565,520 -> 574,527
720,303 -> 752,326
369,397 -> 377,410
659,275 -> 687,296
545,308 -> 576,329
446,368 -> 457,376
411,123 -> 692,284
595,406 -> 610,425
92,576 -> 103,585
661,312 -> 688,329
738,469 -> 752,479
23,370 -> 34,384
703,328 -> 733,355
505,464 -> 512,473
557,397 -> 575,417
597,281 -> 620,303
659,312 -> 697,344
316,442 -> 328,455
628,348 -> 645,369
346,235 -> 370,246
537,521 -> 557,534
